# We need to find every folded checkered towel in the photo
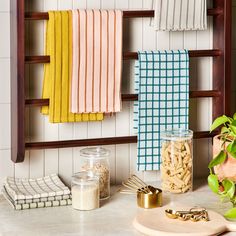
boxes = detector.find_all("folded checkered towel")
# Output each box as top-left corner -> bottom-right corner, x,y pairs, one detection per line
2,174 -> 71,210
2,187 -> 72,210
134,50 -> 189,171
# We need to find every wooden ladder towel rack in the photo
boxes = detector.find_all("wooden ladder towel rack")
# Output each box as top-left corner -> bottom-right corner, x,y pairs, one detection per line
10,0 -> 232,163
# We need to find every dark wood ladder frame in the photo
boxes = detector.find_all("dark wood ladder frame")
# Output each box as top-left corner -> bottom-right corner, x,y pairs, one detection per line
10,0 -> 232,163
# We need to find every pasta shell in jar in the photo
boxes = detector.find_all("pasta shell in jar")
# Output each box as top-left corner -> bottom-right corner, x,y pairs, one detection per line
161,129 -> 193,193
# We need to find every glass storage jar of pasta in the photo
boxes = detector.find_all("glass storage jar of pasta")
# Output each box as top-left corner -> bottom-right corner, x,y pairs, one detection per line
161,129 -> 193,193
80,147 -> 110,200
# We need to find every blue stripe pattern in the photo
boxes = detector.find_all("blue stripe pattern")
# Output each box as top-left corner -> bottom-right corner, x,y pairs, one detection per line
134,50 -> 189,171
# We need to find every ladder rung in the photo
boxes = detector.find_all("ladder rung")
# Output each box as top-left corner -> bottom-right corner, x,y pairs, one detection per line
25,50 -> 222,64
25,90 -> 221,107
25,131 -> 218,150
24,9 -> 223,21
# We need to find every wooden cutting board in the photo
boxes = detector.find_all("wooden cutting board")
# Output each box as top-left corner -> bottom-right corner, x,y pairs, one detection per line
133,205 -> 236,236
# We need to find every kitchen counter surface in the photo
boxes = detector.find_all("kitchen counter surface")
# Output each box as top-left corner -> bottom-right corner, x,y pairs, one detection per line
0,180 -> 235,236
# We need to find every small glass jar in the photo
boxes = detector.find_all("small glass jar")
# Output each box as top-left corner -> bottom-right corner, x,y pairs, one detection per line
71,171 -> 99,211
80,147 -> 110,200
161,129 -> 193,193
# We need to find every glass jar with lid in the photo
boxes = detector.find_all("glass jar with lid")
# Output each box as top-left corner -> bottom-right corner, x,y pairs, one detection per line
71,171 -> 99,211
161,129 -> 193,193
80,147 -> 110,200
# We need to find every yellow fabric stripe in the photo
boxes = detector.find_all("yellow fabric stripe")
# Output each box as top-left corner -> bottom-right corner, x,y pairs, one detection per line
41,11 -> 54,115
41,11 -> 104,123
53,11 -> 62,123
50,11 -> 56,122
68,10 -> 76,122
61,11 -> 69,122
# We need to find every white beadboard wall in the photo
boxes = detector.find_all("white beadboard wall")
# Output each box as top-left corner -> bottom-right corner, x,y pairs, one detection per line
0,0 -> 235,188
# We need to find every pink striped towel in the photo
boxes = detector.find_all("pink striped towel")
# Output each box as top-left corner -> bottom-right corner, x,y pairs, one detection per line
71,10 -> 123,113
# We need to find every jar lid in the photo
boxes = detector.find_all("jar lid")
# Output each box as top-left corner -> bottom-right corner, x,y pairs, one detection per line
72,171 -> 99,185
80,147 -> 110,159
161,129 -> 193,141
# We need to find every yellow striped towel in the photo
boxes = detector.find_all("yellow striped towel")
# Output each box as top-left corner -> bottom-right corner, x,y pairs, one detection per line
41,11 -> 104,123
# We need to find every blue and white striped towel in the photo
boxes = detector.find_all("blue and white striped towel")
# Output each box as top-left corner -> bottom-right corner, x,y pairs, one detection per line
134,50 -> 189,171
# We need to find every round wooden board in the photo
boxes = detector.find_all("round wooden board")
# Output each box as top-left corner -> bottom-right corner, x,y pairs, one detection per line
133,205 -> 236,236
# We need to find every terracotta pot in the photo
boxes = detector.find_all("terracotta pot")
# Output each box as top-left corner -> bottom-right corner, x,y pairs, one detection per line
213,135 -> 236,182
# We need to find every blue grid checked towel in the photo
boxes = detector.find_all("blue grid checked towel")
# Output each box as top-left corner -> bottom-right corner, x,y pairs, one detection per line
134,50 -> 189,171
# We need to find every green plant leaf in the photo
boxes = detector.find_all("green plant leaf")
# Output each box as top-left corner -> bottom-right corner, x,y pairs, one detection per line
227,143 -> 232,152
228,151 -> 236,159
221,127 -> 229,134
208,174 -> 219,194
210,116 -> 229,132
228,184 -> 235,199
208,151 -> 227,168
226,140 -> 236,159
233,113 -> 236,120
231,120 -> 236,126
222,180 -> 235,199
222,179 -> 232,192
224,208 -> 236,219
230,126 -> 236,136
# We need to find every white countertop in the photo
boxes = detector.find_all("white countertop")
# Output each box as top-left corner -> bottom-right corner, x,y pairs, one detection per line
0,180 -> 235,236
